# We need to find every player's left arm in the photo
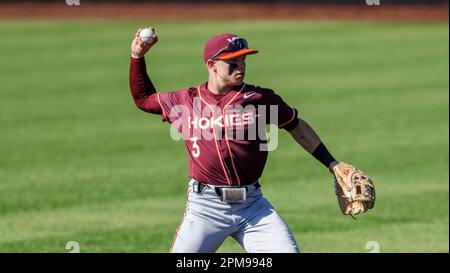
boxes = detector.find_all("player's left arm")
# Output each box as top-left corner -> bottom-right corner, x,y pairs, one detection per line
289,118 -> 376,216
262,88 -> 338,170
288,119 -> 338,171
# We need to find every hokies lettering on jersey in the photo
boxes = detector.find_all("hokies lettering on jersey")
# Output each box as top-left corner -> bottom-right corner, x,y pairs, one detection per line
188,111 -> 256,129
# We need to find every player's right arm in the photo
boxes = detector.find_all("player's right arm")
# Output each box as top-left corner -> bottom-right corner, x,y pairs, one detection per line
129,28 -> 162,114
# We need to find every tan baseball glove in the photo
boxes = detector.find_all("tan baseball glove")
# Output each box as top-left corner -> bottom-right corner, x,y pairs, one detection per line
332,162 -> 375,217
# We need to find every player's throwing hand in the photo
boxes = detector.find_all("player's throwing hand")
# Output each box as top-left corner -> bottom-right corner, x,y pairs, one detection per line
131,27 -> 158,59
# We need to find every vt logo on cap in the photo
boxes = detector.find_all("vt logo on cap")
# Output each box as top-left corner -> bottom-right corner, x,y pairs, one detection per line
203,33 -> 259,63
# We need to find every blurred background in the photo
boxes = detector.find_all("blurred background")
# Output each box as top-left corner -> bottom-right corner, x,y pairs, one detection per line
0,0 -> 448,252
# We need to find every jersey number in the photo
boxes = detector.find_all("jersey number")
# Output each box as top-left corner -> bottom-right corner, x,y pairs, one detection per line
191,137 -> 200,158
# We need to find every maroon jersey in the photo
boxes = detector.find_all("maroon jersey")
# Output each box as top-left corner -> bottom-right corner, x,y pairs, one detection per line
130,58 -> 299,186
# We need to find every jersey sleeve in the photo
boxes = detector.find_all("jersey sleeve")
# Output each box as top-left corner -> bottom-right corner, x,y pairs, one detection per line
129,57 -> 162,115
157,88 -> 192,124
263,89 -> 299,131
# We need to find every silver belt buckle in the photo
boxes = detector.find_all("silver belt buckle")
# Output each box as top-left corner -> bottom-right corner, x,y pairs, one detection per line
192,180 -> 199,193
222,188 -> 246,203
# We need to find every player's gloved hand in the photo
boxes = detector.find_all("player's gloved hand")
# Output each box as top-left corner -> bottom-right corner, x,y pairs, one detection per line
131,27 -> 159,59
331,162 -> 376,218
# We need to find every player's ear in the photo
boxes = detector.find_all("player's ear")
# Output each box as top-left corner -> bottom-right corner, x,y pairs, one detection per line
206,60 -> 217,73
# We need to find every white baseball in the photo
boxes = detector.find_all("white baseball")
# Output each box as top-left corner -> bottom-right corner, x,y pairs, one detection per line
139,28 -> 156,44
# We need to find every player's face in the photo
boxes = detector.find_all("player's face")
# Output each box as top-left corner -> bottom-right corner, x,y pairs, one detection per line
216,56 -> 246,86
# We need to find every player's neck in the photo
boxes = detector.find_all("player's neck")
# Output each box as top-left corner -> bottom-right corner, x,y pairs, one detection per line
207,77 -> 234,95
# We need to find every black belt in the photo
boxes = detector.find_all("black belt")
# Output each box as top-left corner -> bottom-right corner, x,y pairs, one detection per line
192,180 -> 261,197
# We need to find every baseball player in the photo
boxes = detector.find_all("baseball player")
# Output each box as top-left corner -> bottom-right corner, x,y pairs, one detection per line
129,28 -> 375,253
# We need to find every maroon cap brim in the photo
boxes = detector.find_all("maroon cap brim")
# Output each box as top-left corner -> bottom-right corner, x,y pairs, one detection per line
217,49 -> 259,60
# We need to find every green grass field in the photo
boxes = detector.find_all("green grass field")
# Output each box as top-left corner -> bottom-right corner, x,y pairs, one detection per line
0,19 -> 448,253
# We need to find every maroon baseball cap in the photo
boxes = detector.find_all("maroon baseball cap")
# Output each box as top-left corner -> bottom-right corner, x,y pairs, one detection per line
203,33 -> 258,63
